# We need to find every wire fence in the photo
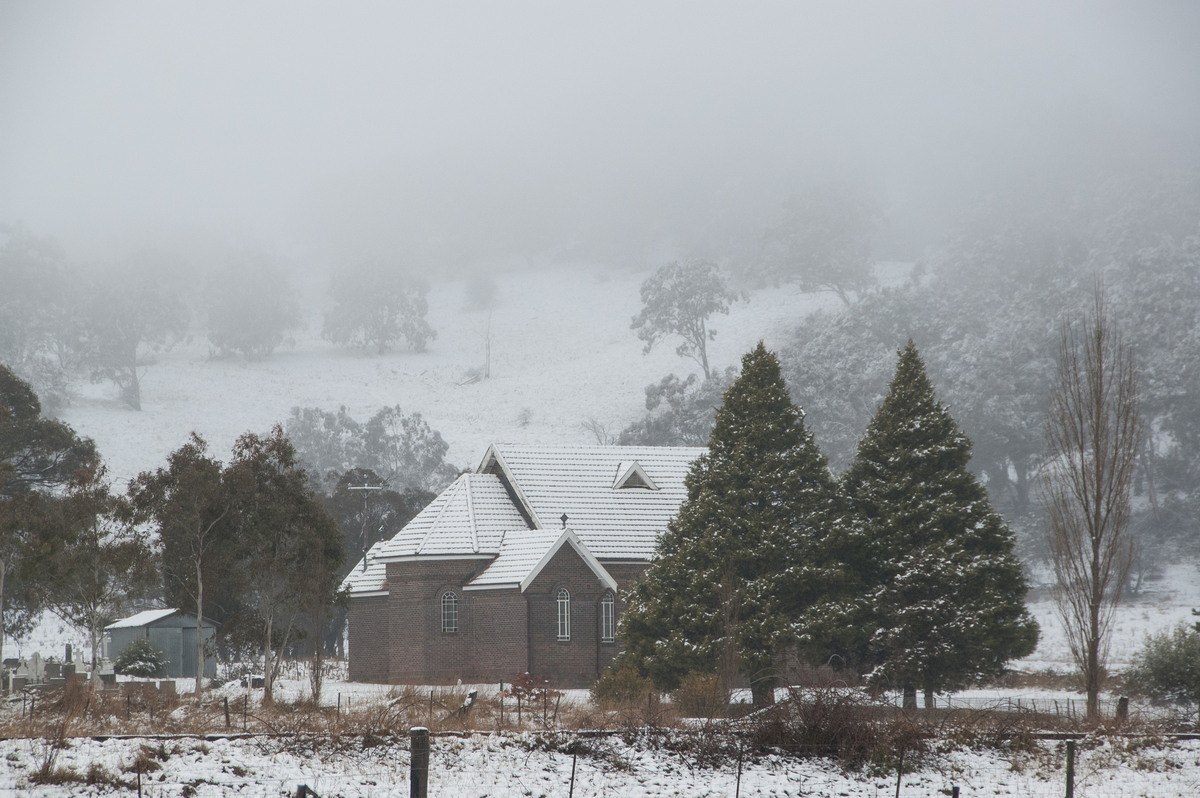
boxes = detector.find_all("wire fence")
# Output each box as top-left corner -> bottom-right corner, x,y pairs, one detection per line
7,728 -> 1200,798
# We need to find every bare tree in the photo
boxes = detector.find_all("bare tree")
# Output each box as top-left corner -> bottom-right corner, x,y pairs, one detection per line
1043,287 -> 1142,721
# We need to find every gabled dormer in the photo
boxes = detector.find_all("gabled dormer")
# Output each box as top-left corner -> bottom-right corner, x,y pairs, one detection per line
612,460 -> 659,490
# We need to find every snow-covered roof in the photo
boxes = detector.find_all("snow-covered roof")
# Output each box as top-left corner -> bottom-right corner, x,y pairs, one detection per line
105,608 -> 179,629
374,473 -> 528,560
465,528 -> 618,592
339,540 -> 390,595
480,444 -> 703,560
343,444 -> 704,596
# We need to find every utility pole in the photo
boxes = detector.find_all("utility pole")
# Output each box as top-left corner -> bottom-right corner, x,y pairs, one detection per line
348,482 -> 386,569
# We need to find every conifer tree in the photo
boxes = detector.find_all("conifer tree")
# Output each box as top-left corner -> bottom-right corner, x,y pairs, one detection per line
619,343 -> 842,706
842,341 -> 1038,708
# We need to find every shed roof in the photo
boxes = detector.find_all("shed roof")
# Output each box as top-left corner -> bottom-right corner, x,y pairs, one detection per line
104,608 -> 216,629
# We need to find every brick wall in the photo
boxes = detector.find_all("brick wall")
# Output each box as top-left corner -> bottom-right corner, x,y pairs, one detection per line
348,553 -> 654,687
525,543 -> 611,687
386,559 -> 488,684
347,595 -> 390,683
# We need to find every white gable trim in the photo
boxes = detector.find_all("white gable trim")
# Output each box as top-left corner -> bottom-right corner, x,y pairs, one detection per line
479,444 -> 543,529
519,528 -> 618,593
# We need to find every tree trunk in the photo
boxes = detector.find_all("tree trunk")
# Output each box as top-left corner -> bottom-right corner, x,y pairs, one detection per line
750,677 -> 777,708
902,683 -> 917,710
88,626 -> 101,690
262,616 -> 274,707
0,559 -> 7,670
923,686 -> 935,710
194,557 -> 205,700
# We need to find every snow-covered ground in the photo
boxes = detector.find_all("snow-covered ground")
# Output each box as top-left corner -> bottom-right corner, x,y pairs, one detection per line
2,728 -> 1198,797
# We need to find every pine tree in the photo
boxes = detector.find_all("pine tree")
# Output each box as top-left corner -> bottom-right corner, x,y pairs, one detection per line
842,341 -> 1038,707
619,343 -> 842,706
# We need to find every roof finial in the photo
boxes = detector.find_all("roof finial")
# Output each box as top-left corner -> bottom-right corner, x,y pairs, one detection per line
560,513 -> 568,528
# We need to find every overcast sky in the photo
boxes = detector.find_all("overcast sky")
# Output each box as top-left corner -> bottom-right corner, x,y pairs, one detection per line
2,1 -> 1198,268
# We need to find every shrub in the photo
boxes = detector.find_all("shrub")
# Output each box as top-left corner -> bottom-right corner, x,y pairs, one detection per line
670,672 -> 728,719
749,687 -> 926,770
114,638 -> 168,678
1125,624 -> 1200,704
591,663 -> 658,709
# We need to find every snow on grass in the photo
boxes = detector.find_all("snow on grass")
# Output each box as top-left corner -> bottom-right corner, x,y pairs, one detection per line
2,731 -> 1200,797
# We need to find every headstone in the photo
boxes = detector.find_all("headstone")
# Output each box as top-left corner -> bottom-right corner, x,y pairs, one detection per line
158,680 -> 176,694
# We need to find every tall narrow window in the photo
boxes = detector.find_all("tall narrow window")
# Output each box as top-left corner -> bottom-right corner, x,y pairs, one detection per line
441,590 -> 459,633
600,592 -> 615,643
556,588 -> 571,641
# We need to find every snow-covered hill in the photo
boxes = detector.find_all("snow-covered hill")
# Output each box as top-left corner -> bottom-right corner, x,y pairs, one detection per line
58,265 -> 822,487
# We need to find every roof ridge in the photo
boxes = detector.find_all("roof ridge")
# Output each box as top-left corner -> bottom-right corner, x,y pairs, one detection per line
465,473 -> 479,552
415,476 -> 463,555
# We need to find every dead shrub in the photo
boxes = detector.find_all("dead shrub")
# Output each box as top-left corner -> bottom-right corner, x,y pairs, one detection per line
28,764 -> 84,786
671,672 -> 728,719
592,664 -> 660,709
747,687 -> 926,771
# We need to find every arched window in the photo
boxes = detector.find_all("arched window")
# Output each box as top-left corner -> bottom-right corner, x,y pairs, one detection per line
556,588 -> 571,641
441,590 -> 459,634
600,592 -> 616,643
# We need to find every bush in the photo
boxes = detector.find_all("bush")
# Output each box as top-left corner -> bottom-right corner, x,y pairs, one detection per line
114,638 -> 168,678
1125,624 -> 1200,704
591,663 -> 658,710
670,672 -> 728,719
749,687 -> 926,770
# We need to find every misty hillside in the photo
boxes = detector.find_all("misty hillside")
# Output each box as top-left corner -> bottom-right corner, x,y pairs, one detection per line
57,265 -> 826,487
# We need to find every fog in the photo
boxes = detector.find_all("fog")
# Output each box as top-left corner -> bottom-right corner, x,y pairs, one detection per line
2,1 -> 1198,270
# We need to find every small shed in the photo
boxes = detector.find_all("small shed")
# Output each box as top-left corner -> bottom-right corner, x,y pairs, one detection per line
105,609 -> 218,679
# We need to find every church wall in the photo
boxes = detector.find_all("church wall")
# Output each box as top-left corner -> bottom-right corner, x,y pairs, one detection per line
348,595 -> 390,683
525,545 -> 609,687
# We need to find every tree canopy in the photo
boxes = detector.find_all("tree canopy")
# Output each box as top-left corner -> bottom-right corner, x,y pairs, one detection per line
630,259 -> 743,380
619,343 -> 841,705
841,341 -> 1038,706
322,263 -> 435,354
0,364 -> 95,665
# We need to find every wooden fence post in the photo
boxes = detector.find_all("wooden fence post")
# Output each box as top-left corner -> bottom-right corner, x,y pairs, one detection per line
410,727 -> 430,798
1065,740 -> 1075,798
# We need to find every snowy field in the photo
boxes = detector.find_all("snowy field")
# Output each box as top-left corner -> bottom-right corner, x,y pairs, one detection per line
56,264 -> 823,489
2,727 -> 1199,797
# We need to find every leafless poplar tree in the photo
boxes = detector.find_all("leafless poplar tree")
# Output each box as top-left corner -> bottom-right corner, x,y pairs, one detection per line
1043,287 -> 1142,721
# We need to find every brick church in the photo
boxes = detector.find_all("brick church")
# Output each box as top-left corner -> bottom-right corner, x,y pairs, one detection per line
342,444 -> 704,687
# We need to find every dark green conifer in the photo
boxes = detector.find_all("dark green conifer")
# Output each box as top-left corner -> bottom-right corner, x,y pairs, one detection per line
842,341 -> 1038,707
619,343 -> 842,706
